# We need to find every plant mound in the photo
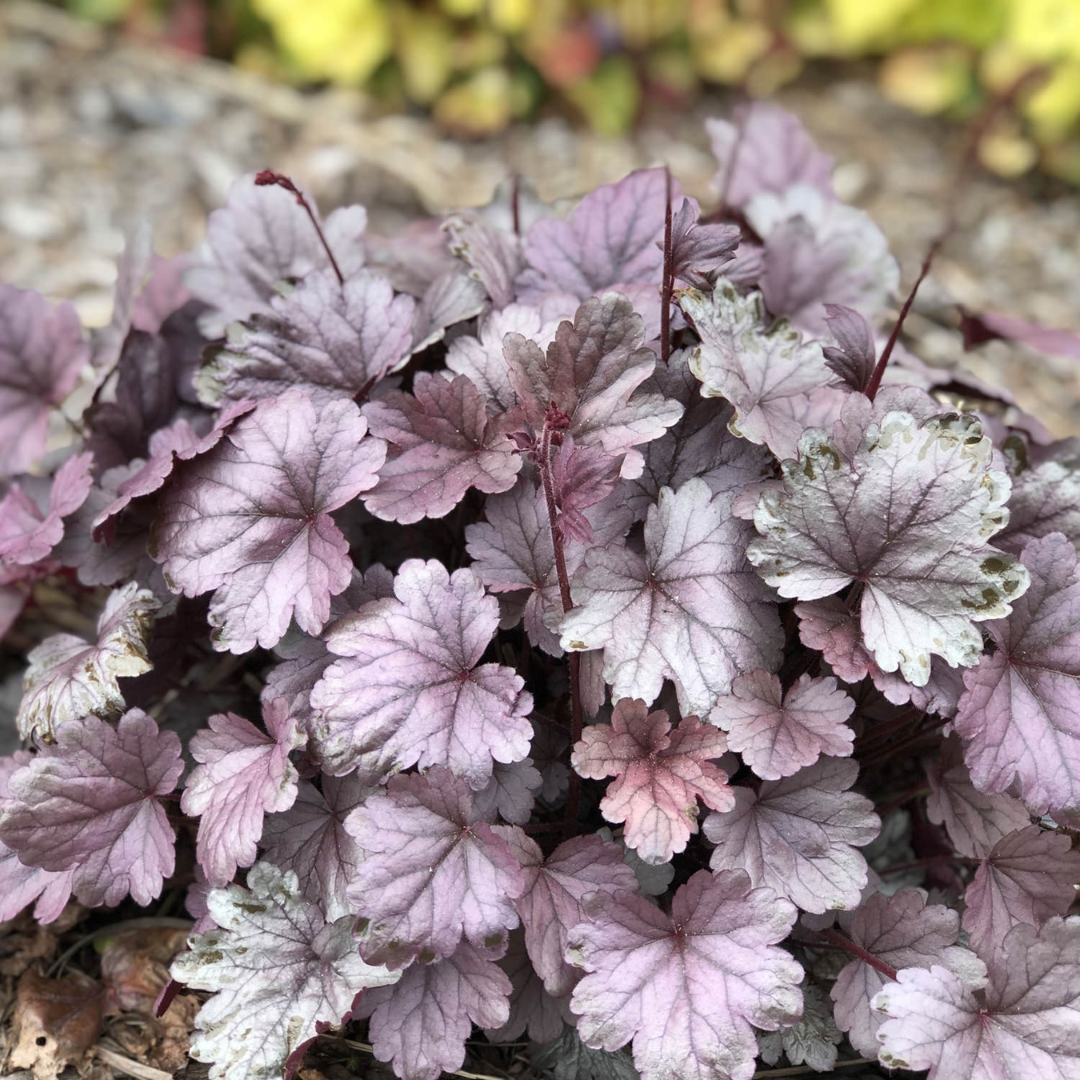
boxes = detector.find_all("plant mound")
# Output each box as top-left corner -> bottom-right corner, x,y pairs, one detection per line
1,104 -> 1079,1080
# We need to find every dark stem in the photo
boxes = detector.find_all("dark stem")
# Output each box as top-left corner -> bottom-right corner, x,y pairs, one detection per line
538,421 -> 585,836
861,715 -> 947,768
864,236 -> 942,401
855,707 -> 922,752
660,166 -> 674,364
879,854 -> 981,876
511,173 -> 522,238
254,169 -> 345,286
715,97 -> 747,221
821,928 -> 899,981
875,785 -> 932,817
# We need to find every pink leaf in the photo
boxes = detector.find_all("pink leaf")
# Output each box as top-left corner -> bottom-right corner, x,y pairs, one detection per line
707,103 -> 835,209
703,758 -> 878,913
482,929 -> 573,1043
260,773 -> 370,922
711,670 -> 854,781
997,437 -> 1080,555
955,533 -> 1080,813
0,710 -> 182,907
572,699 -> 733,864
560,478 -> 783,717
0,751 -> 74,923
663,197 -> 740,290
925,736 -> 1030,858
504,831 -> 637,997
473,758 -> 543,826
362,372 -> 523,524
198,269 -> 414,406
962,825 -> 1080,957
748,407 -> 1028,685
830,888 -> 974,1056
680,283 -> 846,461
172,863 -> 397,1080
185,173 -> 366,335
567,869 -> 803,1080
354,941 -> 512,1080
181,698 -> 306,886
822,303 -> 876,393
874,918 -> 1080,1080
344,767 -> 526,968
310,559 -> 532,786
444,209 -> 523,310
16,582 -> 159,741
961,307 -> 1080,362
152,388 -> 385,653
503,293 -> 683,462
516,169 -> 670,304
0,453 -> 93,569
0,285 -> 88,474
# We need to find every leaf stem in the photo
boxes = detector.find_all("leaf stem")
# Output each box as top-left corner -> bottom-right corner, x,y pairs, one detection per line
538,418 -> 584,836
879,854 -> 981,876
660,165 -> 674,364
254,169 -> 344,287
864,236 -> 942,401
820,928 -> 899,981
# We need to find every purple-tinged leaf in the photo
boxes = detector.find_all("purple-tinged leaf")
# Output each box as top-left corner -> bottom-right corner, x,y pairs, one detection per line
411,269 -> 487,353
874,918 -> 1080,1080
473,758 -> 542,825
504,294 -> 683,465
185,174 -> 367,335
831,888 -> 977,1056
16,582 -> 158,741
483,929 -> 574,1044
465,474 -> 631,655
354,940 -> 512,1080
93,400 -> 256,545
260,773 -> 370,921
925,736 -> 1030,858
197,269 -> 415,407
681,283 -> 847,461
0,285 -> 88,475
180,698 -> 305,886
663,198 -> 740,290
567,869 -> 803,1080
572,699 -> 733,864
261,564 -> 395,724
362,372 -> 523,523
516,169 -> 669,303
310,559 -> 532,786
344,767 -> 526,968
962,825 -> 1080,957
0,710 -> 182,907
704,758 -> 878,914
745,186 -> 899,335
961,306 -> 1080,362
757,981 -> 841,1074
998,437 -> 1080,554
622,348 -> 773,520
172,863 -> 398,1080
822,304 -> 876,393
707,103 -> 835,209
748,408 -> 1027,685
711,670 -> 854,781
550,437 -> 622,543
152,389 -> 385,652
503,831 -> 637,998
445,304 -> 560,412
560,478 -> 783,717
0,751 -> 74,923
365,219 -> 458,298
954,533 -> 1080,813
0,452 -> 93,568
445,209 -> 523,310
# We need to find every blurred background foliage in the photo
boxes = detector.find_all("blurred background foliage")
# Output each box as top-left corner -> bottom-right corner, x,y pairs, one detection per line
59,0 -> 1080,183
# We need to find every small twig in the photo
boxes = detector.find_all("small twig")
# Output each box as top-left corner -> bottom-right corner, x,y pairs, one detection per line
254,169 -> 344,286
95,1045 -> 174,1080
332,1037 -> 505,1080
510,172 -> 522,238
660,165 -> 674,363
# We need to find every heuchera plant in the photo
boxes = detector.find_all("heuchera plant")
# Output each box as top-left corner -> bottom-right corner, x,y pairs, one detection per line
2,103 -> 1079,1080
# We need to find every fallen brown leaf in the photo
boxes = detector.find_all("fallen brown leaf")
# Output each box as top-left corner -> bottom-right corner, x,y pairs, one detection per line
100,928 -> 190,1014
7,968 -> 104,1080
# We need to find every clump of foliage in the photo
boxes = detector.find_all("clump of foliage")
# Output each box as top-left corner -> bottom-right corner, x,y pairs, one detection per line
60,0 -> 1080,177
2,103 -> 1080,1080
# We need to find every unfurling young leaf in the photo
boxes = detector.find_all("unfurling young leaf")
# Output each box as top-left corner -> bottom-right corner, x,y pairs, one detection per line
571,698 -> 734,864
172,863 -> 398,1080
